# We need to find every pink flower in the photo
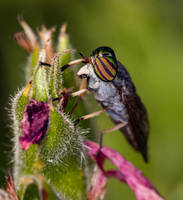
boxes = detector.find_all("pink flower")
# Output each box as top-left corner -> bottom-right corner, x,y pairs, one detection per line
85,141 -> 164,200
19,99 -> 50,150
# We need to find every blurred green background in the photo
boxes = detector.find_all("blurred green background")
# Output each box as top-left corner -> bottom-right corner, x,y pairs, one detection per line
0,0 -> 183,199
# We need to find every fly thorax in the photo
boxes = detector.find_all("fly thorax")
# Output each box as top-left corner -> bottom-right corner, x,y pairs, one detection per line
78,63 -> 128,122
86,67 -> 117,102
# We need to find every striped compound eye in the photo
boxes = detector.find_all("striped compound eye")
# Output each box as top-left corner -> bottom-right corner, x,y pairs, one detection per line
92,47 -> 118,82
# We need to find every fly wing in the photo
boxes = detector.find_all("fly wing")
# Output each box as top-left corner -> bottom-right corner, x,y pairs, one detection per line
112,61 -> 149,162
121,93 -> 149,162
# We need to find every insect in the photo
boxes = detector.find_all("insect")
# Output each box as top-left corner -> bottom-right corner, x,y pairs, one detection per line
61,46 -> 150,162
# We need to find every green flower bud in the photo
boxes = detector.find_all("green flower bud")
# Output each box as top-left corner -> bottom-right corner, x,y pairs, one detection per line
11,19 -> 89,200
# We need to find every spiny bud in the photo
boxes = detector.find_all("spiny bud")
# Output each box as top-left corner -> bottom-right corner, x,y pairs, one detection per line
11,19 -> 88,200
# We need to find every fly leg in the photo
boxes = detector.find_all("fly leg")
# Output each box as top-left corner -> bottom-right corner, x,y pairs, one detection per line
61,52 -> 90,71
40,58 -> 84,70
52,87 -> 88,109
97,122 -> 127,156
70,88 -> 88,97
61,58 -> 85,71
74,109 -> 106,126
70,77 -> 88,114
74,110 -> 127,156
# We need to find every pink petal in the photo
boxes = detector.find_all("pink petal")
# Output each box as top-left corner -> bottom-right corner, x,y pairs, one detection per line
106,170 -> 126,183
87,166 -> 108,200
84,141 -> 164,200
19,99 -> 50,150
